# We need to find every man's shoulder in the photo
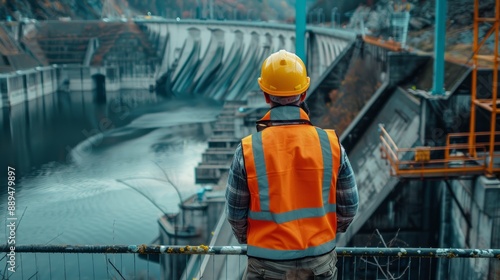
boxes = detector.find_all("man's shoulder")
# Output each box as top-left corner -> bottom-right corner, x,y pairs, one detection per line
317,127 -> 337,133
316,127 -> 339,139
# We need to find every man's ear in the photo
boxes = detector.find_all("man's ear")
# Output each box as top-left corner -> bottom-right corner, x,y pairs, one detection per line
264,93 -> 271,104
300,92 -> 307,102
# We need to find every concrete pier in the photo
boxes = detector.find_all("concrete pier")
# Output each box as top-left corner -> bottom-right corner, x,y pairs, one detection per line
0,66 -> 58,107
195,100 -> 245,184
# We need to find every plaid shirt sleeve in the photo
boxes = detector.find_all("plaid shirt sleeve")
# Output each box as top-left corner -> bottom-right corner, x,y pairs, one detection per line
336,145 -> 359,232
225,143 -> 249,244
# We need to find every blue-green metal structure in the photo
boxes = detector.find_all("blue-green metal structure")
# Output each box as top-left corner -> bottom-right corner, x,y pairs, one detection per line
295,0 -> 306,63
432,0 -> 447,95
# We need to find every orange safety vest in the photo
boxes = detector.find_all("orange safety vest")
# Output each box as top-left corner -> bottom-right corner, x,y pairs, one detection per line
241,106 -> 341,260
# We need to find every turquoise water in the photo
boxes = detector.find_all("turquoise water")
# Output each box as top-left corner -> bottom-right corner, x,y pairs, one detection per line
0,90 -> 222,278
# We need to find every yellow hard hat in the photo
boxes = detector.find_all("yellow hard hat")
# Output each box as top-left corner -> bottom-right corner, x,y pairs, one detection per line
257,50 -> 310,96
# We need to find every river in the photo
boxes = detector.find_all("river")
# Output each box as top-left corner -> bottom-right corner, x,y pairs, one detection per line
0,89 -> 222,279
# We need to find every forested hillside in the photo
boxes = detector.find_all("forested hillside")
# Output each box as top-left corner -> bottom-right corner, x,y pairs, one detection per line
0,0 -> 299,21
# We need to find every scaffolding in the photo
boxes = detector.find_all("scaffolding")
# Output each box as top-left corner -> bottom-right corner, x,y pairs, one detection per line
380,125 -> 492,178
380,0 -> 500,178
469,0 -> 500,174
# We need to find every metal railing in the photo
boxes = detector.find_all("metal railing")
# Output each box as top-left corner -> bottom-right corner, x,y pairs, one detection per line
363,35 -> 405,52
1,245 -> 499,280
379,124 -> 500,178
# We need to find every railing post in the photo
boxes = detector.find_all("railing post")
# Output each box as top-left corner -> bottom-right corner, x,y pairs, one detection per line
445,134 -> 450,162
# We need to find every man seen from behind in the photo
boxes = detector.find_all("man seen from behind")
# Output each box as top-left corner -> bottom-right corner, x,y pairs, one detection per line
225,50 -> 359,279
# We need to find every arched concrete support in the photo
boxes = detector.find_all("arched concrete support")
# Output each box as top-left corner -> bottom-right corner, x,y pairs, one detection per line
171,27 -> 202,96
192,28 -> 225,96
225,31 -> 261,100
209,30 -> 245,100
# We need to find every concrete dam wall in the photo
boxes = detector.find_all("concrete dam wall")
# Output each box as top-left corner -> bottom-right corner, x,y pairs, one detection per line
1,20 -> 356,107
138,20 -> 355,100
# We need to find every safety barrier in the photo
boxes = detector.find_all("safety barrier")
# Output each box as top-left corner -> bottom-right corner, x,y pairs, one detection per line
1,245 -> 499,279
378,124 -> 500,178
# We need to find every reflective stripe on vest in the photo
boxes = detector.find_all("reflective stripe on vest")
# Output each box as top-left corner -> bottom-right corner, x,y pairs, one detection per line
247,239 -> 337,260
242,106 -> 341,260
